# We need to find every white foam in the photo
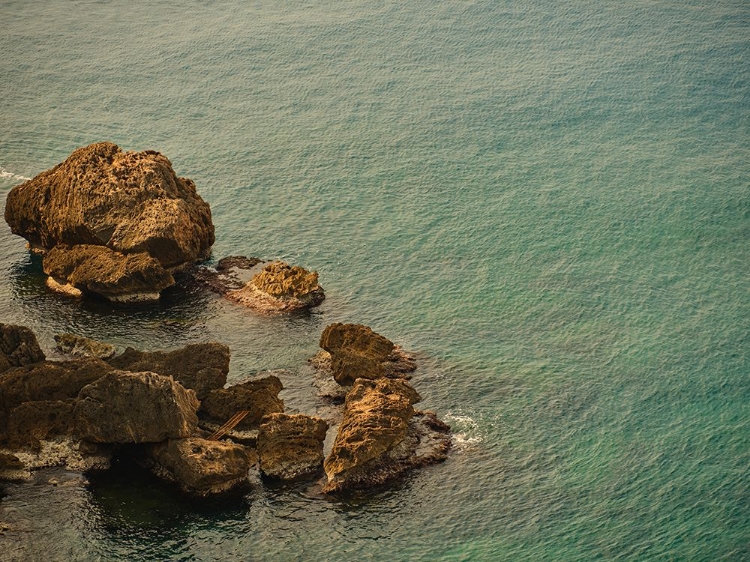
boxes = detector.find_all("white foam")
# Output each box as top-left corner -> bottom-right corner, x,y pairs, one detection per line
0,167 -> 31,182
445,412 -> 483,446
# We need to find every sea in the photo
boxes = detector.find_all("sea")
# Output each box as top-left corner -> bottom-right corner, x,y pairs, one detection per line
0,1 -> 748,560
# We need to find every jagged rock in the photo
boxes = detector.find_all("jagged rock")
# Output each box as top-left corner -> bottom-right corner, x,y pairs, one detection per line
323,377 -> 422,493
4,142 -> 214,269
199,375 -> 284,430
0,324 -> 45,373
108,342 -> 229,400
226,261 -> 325,313
54,333 -> 116,360
318,323 -> 416,386
43,244 -> 174,302
0,358 -> 114,441
6,399 -> 77,449
257,413 -> 328,480
74,371 -> 199,443
148,437 -> 250,496
189,256 -> 264,294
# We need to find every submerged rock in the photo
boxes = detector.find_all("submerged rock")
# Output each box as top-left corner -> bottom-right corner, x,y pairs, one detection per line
318,323 -> 416,386
199,375 -> 284,430
43,244 -> 174,302
54,333 -> 116,360
108,342 -> 229,400
148,436 -> 250,497
257,413 -> 328,481
226,261 -> 325,313
74,371 -> 199,443
4,142 -> 214,268
0,323 -> 45,373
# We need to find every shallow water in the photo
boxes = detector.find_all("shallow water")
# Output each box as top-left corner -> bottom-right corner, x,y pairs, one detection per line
1,1 -> 748,560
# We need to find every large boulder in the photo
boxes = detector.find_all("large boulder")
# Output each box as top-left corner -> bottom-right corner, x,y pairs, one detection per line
0,323 -> 45,373
148,437 -> 250,496
54,333 -> 116,360
0,358 -> 114,441
318,323 -> 416,386
74,371 -> 199,443
257,413 -> 328,480
107,342 -> 229,400
323,377 -> 420,493
4,142 -> 214,269
43,244 -> 174,302
226,261 -> 325,313
199,375 -> 284,430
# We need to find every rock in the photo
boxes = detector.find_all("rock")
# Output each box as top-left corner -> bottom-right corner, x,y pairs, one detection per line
74,371 -> 199,443
43,244 -> 174,302
6,399 -> 77,449
0,452 -> 23,470
0,358 -> 114,441
148,437 -> 250,496
4,142 -> 215,269
226,261 -> 325,313
323,377 -> 422,493
257,413 -> 328,481
318,323 -> 415,386
199,375 -> 284,430
190,256 -> 265,294
107,342 -> 229,400
54,333 -> 116,360
0,324 -> 45,373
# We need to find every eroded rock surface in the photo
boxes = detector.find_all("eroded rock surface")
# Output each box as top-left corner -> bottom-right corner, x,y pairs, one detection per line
199,375 -> 284,429
148,437 -> 250,496
257,413 -> 328,480
6,399 -> 77,449
226,261 -> 325,313
54,333 -> 116,360
0,324 -> 45,373
108,342 -> 229,400
75,371 -> 199,443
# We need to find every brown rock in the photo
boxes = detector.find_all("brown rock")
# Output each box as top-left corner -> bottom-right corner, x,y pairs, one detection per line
199,375 -> 284,430
74,371 -> 199,443
107,342 -> 229,400
226,261 -> 325,313
43,244 -> 174,302
0,358 -> 113,441
6,399 -> 77,449
257,413 -> 328,480
0,324 -> 45,373
54,333 -> 116,360
319,323 -> 409,385
4,142 -> 214,268
0,452 -> 23,470
323,377 -> 420,492
148,437 -> 250,496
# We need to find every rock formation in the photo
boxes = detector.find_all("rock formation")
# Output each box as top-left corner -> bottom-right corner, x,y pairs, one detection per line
43,245 -> 174,302
54,333 -> 116,360
226,261 -> 325,313
5,399 -> 77,449
257,413 -> 328,480
0,323 -> 46,373
317,323 -> 416,386
199,374 -> 284,430
4,142 -> 215,301
148,437 -> 250,496
108,342 -> 229,400
74,371 -> 199,443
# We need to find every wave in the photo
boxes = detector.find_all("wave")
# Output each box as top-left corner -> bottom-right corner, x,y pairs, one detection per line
444,412 -> 483,446
0,167 -> 31,182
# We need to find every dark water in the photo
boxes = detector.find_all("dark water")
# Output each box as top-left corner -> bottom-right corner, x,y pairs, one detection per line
1,1 -> 748,560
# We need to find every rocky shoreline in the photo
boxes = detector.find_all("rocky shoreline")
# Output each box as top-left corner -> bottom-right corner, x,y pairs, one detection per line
1,142 -> 452,501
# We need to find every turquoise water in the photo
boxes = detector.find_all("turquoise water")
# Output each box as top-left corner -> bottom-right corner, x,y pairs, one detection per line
1,1 -> 748,560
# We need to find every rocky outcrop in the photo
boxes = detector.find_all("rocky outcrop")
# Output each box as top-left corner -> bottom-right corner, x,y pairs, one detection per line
0,358 -> 114,441
0,323 -> 45,373
199,375 -> 284,430
54,333 -> 116,360
257,413 -> 328,480
5,399 -> 77,449
318,323 -> 416,386
323,377 -> 420,493
108,342 -> 229,400
148,437 -> 250,496
43,245 -> 174,302
226,261 -> 325,313
4,142 -> 214,268
74,372 -> 199,443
